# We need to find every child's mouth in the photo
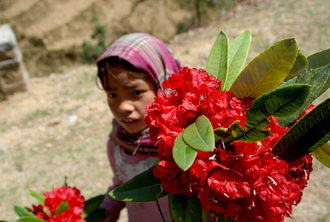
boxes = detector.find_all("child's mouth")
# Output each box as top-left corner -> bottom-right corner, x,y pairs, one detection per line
122,119 -> 139,126
123,119 -> 136,123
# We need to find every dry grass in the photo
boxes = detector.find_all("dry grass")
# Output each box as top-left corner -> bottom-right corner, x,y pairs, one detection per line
0,66 -> 114,221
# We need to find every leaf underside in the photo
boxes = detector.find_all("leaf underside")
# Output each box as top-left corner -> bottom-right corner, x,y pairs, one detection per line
312,142 -> 330,168
285,52 -> 308,81
230,38 -> 298,98
306,49 -> 330,96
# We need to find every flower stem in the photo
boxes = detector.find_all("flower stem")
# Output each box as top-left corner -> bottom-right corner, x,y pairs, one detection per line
156,199 -> 166,222
202,210 -> 209,222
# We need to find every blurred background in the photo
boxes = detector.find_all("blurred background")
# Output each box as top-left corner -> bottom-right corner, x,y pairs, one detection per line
0,0 -> 330,221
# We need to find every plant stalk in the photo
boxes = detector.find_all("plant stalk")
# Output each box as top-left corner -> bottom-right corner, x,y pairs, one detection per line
202,210 -> 209,222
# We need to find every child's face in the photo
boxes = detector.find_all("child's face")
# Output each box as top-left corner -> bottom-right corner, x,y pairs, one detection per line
104,63 -> 157,134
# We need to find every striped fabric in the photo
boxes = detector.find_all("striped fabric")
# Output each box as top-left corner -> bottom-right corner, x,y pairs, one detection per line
97,33 -> 181,91
96,33 -> 181,154
111,120 -> 159,155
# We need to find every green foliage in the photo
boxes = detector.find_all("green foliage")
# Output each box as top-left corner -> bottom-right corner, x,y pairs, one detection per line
173,133 -> 198,171
14,206 -> 36,218
182,115 -> 215,152
104,29 -> 330,222
306,49 -> 330,96
226,29 -> 251,91
80,24 -> 107,64
169,194 -> 202,222
217,214 -> 235,221
273,98 -> 330,163
16,217 -> 44,222
216,84 -> 310,143
278,65 -> 330,127
29,190 -> 45,205
173,115 -> 215,171
82,194 -> 107,221
230,38 -> 298,98
24,110 -> 49,123
83,194 -> 105,217
54,201 -> 69,215
206,30 -> 229,89
109,162 -> 169,202
176,23 -> 189,34
285,52 -> 308,81
312,142 -> 330,168
85,208 -> 106,222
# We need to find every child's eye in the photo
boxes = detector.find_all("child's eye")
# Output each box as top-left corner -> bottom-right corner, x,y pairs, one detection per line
107,93 -> 117,98
132,90 -> 144,95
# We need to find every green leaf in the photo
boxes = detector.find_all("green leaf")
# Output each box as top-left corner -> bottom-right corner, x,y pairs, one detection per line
169,194 -> 202,222
218,214 -> 235,221
173,133 -> 198,171
225,30 -> 252,91
273,98 -> 330,163
284,52 -> 308,81
85,208 -> 106,222
249,84 -> 310,120
307,49 -> 330,96
54,201 -> 69,215
109,164 -> 169,202
312,142 -> 330,168
214,127 -> 231,142
278,77 -> 297,88
230,38 -> 298,98
16,217 -> 44,222
182,115 -> 215,152
227,84 -> 310,143
229,120 -> 271,142
215,121 -> 270,143
83,194 -> 105,217
307,48 -> 330,71
278,65 -> 330,127
14,206 -> 36,217
29,190 -> 45,205
205,30 -> 229,88
43,208 -> 51,217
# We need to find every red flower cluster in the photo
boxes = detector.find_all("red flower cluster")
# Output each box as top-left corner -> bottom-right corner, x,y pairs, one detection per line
145,67 -> 313,222
32,186 -> 85,222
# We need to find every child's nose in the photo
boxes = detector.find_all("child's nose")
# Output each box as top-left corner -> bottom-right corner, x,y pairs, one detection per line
118,99 -> 134,113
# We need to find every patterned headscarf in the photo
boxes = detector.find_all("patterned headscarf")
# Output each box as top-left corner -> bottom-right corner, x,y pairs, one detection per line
96,33 -> 181,155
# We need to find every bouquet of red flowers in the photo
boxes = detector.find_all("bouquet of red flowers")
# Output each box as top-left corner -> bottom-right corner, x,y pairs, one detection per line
31,186 -> 85,221
11,184 -> 105,222
110,30 -> 330,222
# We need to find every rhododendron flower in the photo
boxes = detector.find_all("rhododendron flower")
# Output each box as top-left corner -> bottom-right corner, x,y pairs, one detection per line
32,186 -> 85,222
145,67 -> 313,221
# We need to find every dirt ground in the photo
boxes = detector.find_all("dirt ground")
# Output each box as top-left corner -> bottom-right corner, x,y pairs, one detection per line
1,0 -> 330,221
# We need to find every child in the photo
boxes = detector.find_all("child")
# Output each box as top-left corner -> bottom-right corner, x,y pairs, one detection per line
96,33 -> 181,222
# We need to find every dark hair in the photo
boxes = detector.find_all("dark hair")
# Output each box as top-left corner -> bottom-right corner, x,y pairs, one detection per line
97,56 -> 146,90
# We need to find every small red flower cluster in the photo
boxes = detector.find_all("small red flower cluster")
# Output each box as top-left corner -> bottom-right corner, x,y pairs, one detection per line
32,186 -> 85,222
145,67 -> 313,222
